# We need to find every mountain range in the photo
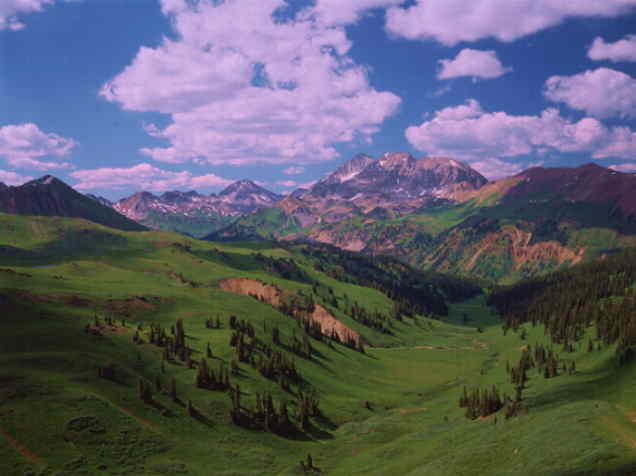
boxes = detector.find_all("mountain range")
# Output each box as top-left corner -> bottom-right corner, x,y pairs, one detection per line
110,180 -> 282,237
3,155 -> 636,283
207,155 -> 636,283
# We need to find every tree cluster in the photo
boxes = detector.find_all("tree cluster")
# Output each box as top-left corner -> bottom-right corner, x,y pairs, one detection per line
489,247 -> 636,365
459,385 -> 505,420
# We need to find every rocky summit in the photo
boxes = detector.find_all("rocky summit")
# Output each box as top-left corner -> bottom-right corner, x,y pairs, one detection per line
310,153 -> 487,202
113,179 -> 283,237
281,153 -> 488,226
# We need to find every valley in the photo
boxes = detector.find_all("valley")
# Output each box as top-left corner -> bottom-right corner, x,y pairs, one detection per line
1,214 -> 635,475
5,2 -> 636,474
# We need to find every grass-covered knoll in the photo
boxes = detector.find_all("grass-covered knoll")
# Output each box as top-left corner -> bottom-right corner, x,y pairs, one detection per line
1,214 -> 636,475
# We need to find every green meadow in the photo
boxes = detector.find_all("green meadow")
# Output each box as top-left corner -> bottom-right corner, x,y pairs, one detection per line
1,213 -> 635,475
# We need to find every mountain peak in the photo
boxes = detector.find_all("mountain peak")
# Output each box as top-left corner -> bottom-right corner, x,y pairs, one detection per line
0,176 -> 145,231
380,152 -> 414,163
27,175 -> 64,187
219,179 -> 262,195
323,153 -> 376,184
160,190 -> 201,202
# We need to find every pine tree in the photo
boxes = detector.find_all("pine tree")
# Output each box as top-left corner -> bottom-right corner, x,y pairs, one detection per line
170,376 -> 177,402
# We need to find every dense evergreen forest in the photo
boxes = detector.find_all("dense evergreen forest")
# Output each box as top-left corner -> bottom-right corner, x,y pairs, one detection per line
489,248 -> 636,364
289,243 -> 482,317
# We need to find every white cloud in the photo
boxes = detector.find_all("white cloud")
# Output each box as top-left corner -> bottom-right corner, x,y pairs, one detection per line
469,158 -> 543,180
405,99 -> 636,163
306,0 -> 404,26
544,68 -> 636,119
299,180 -> 317,189
71,163 -> 232,192
386,0 -> 636,46
0,123 -> 77,170
101,0 -> 401,166
0,170 -> 34,186
0,0 -> 53,30
283,165 -> 305,175
438,49 -> 511,80
588,35 -> 636,63
276,179 -> 298,187
609,162 -> 636,172
434,99 -> 484,120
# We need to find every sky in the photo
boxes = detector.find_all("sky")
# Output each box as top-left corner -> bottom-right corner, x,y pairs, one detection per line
1,0 -> 636,200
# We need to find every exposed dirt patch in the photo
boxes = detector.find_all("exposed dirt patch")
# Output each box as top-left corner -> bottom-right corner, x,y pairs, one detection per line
219,278 -> 284,307
0,426 -> 46,466
309,303 -> 365,346
465,225 -> 584,273
310,229 -> 368,252
398,407 -> 427,415
14,291 -> 93,308
219,278 -> 364,345
105,296 -> 171,317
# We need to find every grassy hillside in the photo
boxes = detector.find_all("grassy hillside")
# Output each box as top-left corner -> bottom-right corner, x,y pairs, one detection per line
1,214 -> 636,475
139,209 -> 236,239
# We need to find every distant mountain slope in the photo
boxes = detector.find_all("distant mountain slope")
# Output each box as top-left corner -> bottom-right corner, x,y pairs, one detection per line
503,163 -> 636,219
85,194 -> 113,208
0,176 -> 146,232
208,153 -> 488,240
114,180 -> 283,238
209,161 -> 636,283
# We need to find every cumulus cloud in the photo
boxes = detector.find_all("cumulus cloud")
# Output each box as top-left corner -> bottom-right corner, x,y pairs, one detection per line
609,162 -> 636,172
434,99 -> 484,120
438,49 -> 511,80
306,0 -> 404,26
0,123 -> 77,170
385,0 -> 636,46
0,0 -> 54,30
101,0 -> 401,166
544,68 -> 636,119
405,99 -> 636,164
71,163 -> 232,192
283,166 -> 305,175
0,170 -> 34,186
588,35 -> 636,62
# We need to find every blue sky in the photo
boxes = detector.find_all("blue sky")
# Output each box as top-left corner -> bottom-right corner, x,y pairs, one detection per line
1,0 -> 636,200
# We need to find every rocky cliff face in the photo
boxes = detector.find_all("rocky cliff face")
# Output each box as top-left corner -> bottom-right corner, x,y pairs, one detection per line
282,153 -> 488,225
310,153 -> 487,202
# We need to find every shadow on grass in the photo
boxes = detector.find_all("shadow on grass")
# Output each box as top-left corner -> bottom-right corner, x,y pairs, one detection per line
526,356 -> 625,411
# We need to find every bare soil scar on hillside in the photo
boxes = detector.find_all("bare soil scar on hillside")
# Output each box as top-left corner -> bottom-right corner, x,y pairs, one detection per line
219,277 -> 366,346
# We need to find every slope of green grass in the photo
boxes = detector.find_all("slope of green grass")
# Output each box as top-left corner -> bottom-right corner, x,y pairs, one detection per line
1,214 -> 635,475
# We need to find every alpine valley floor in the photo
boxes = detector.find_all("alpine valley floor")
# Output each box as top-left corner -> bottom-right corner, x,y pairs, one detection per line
1,214 -> 636,476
